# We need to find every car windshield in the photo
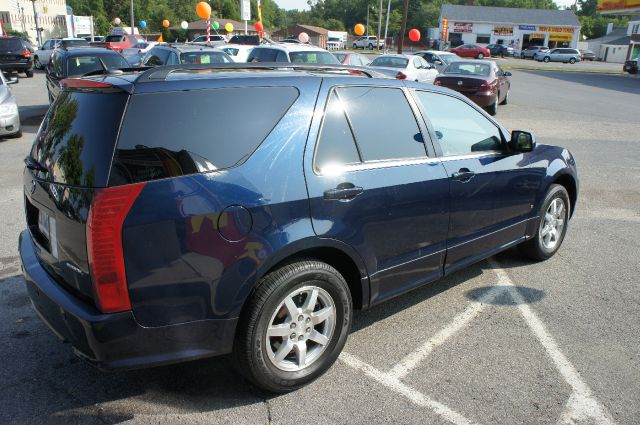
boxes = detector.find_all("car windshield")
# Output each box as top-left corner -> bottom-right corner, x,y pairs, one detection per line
67,55 -> 130,77
444,62 -> 491,76
370,57 -> 409,68
0,38 -> 23,50
289,51 -> 340,65
180,51 -> 233,64
62,39 -> 89,48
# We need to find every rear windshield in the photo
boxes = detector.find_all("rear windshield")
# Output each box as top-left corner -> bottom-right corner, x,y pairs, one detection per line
229,35 -> 260,45
370,57 -> 408,68
289,51 -> 340,65
62,39 -> 89,48
0,38 -> 23,50
67,55 -> 130,77
30,91 -> 128,187
180,51 -> 232,64
444,62 -> 491,76
105,35 -> 125,42
110,87 -> 299,185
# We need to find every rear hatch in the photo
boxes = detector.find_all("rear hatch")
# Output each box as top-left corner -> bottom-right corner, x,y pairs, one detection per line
436,75 -> 488,93
0,38 -> 27,64
24,87 -> 128,304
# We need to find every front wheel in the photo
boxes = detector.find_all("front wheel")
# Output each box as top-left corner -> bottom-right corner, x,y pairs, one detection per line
543,56 -> 550,63
353,43 -> 357,49
368,43 -> 374,49
34,56 -> 42,69
519,184 -> 570,261
233,260 -> 352,393
520,53 -> 525,59
477,53 -> 484,59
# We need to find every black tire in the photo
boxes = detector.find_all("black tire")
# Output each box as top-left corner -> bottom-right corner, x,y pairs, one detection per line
569,58 -> 576,64
25,68 -> 33,78
233,260 -> 352,393
477,53 -> 484,59
34,56 -> 42,70
519,184 -> 570,261
543,56 -> 550,63
486,96 -> 497,116
353,43 -> 357,50
368,43 -> 373,50
499,89 -> 509,105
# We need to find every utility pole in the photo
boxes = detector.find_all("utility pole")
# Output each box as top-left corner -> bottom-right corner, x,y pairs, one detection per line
398,0 -> 409,54
377,0 -> 383,50
383,0 -> 391,53
130,0 -> 134,34
366,4 -> 369,38
30,0 -> 42,48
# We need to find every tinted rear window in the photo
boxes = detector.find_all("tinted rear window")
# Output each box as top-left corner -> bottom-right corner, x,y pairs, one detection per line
30,91 -> 128,187
67,55 -> 130,77
62,39 -> 89,48
105,35 -> 125,42
0,38 -> 23,50
289,51 -> 340,65
370,57 -> 409,68
110,87 -> 299,185
180,51 -> 232,64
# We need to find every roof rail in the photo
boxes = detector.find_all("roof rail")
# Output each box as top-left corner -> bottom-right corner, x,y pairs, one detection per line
135,63 -> 384,82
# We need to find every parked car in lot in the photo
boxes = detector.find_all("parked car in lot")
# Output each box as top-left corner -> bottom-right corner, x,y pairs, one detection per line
448,44 -> 491,59
623,58 -> 638,74
520,45 -> 549,59
334,52 -> 370,66
229,35 -> 261,45
34,38 -> 89,69
20,62 -> 578,393
45,47 -> 131,103
0,71 -> 21,137
368,54 -> 439,83
219,44 -> 255,62
486,44 -> 514,58
353,35 -> 384,49
535,48 -> 581,64
413,50 -> 461,72
122,42 -> 158,67
142,44 -> 233,67
248,44 -> 340,64
92,33 -> 145,52
190,34 -> 227,46
434,60 -> 511,116
0,36 -> 34,77
580,49 -> 595,61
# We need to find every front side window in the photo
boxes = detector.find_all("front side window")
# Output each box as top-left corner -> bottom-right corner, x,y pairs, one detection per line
415,91 -> 503,157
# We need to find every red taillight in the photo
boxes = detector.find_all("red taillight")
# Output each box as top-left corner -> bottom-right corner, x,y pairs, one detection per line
396,71 -> 407,80
62,78 -> 114,89
87,183 -> 146,313
480,80 -> 493,90
434,80 -> 442,86
22,50 -> 31,57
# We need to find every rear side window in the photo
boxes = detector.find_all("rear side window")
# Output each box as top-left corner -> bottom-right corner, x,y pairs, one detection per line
30,91 -> 128,187
110,87 -> 299,185
180,51 -> 232,64
314,86 -> 426,172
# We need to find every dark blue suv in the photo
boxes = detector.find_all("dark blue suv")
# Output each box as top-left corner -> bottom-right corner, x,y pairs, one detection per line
20,64 -> 578,392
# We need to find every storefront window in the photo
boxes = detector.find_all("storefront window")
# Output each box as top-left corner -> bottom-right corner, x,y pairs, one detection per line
476,34 -> 491,44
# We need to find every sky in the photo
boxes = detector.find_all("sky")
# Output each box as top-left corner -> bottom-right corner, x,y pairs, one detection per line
274,0 -> 311,11
274,0 -> 576,11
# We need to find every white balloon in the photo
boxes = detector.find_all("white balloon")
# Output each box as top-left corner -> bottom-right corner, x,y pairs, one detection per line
114,17 -> 121,25
298,32 -> 309,43
181,21 -> 189,30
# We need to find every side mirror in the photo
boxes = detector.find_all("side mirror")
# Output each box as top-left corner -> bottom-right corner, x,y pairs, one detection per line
510,131 -> 536,152
503,71 -> 512,76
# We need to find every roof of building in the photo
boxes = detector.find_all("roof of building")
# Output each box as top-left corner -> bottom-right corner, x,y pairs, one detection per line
585,28 -> 628,43
600,36 -> 631,46
292,24 -> 330,35
440,4 -> 581,27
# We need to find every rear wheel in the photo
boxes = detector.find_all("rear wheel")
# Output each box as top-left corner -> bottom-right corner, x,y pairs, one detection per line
500,89 -> 509,105
34,56 -> 42,69
569,58 -> 576,64
25,69 -> 33,78
353,43 -> 357,49
519,184 -> 570,261
233,260 -> 352,393
520,53 -> 525,59
368,43 -> 374,49
543,56 -> 550,63
486,96 -> 498,116
477,53 -> 484,59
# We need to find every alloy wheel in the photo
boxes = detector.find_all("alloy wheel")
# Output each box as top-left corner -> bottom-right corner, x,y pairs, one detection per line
265,286 -> 336,372
539,198 -> 566,250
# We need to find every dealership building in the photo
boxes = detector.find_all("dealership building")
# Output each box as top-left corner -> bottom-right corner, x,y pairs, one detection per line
438,5 -> 581,51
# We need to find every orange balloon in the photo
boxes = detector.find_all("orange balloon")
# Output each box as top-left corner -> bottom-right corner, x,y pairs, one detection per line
354,23 -> 365,36
162,19 -> 170,28
196,1 -> 212,19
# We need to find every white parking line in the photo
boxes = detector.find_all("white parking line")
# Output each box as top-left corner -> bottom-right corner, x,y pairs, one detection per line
339,260 -> 615,424
340,352 -> 475,425
388,284 -> 506,380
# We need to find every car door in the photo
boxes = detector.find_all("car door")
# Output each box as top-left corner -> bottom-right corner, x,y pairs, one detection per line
46,52 -> 64,101
412,90 -> 540,274
494,65 -> 510,101
304,80 -> 450,304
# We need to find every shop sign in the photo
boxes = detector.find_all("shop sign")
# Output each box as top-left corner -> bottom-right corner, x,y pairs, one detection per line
539,26 -> 574,33
519,25 -> 536,31
597,0 -> 640,14
530,33 -> 546,39
549,33 -> 573,41
494,26 -> 513,35
453,22 -> 473,33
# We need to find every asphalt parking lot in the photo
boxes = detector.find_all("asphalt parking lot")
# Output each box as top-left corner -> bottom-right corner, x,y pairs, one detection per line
0,70 -> 638,424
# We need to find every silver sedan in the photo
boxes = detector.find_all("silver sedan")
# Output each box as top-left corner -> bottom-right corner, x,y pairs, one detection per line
0,72 -> 20,138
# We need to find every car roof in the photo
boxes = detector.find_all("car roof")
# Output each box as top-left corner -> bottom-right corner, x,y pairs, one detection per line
220,44 -> 252,49
372,54 -> 413,59
449,59 -> 495,66
415,50 -> 455,55
157,44 -> 225,53
61,47 -> 122,56
254,44 -> 329,52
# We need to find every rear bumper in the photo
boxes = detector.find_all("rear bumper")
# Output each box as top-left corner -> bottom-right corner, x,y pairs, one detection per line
0,61 -> 32,71
19,230 -> 237,370
466,91 -> 496,107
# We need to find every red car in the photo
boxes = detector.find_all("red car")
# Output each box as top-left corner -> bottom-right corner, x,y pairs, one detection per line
449,44 -> 491,59
92,34 -> 145,52
434,60 -> 511,116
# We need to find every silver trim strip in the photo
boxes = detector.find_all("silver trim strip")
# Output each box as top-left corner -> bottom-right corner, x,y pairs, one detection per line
373,248 -> 446,276
446,217 -> 535,251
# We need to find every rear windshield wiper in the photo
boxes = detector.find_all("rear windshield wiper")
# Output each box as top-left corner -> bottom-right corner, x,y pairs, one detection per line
24,156 -> 47,173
